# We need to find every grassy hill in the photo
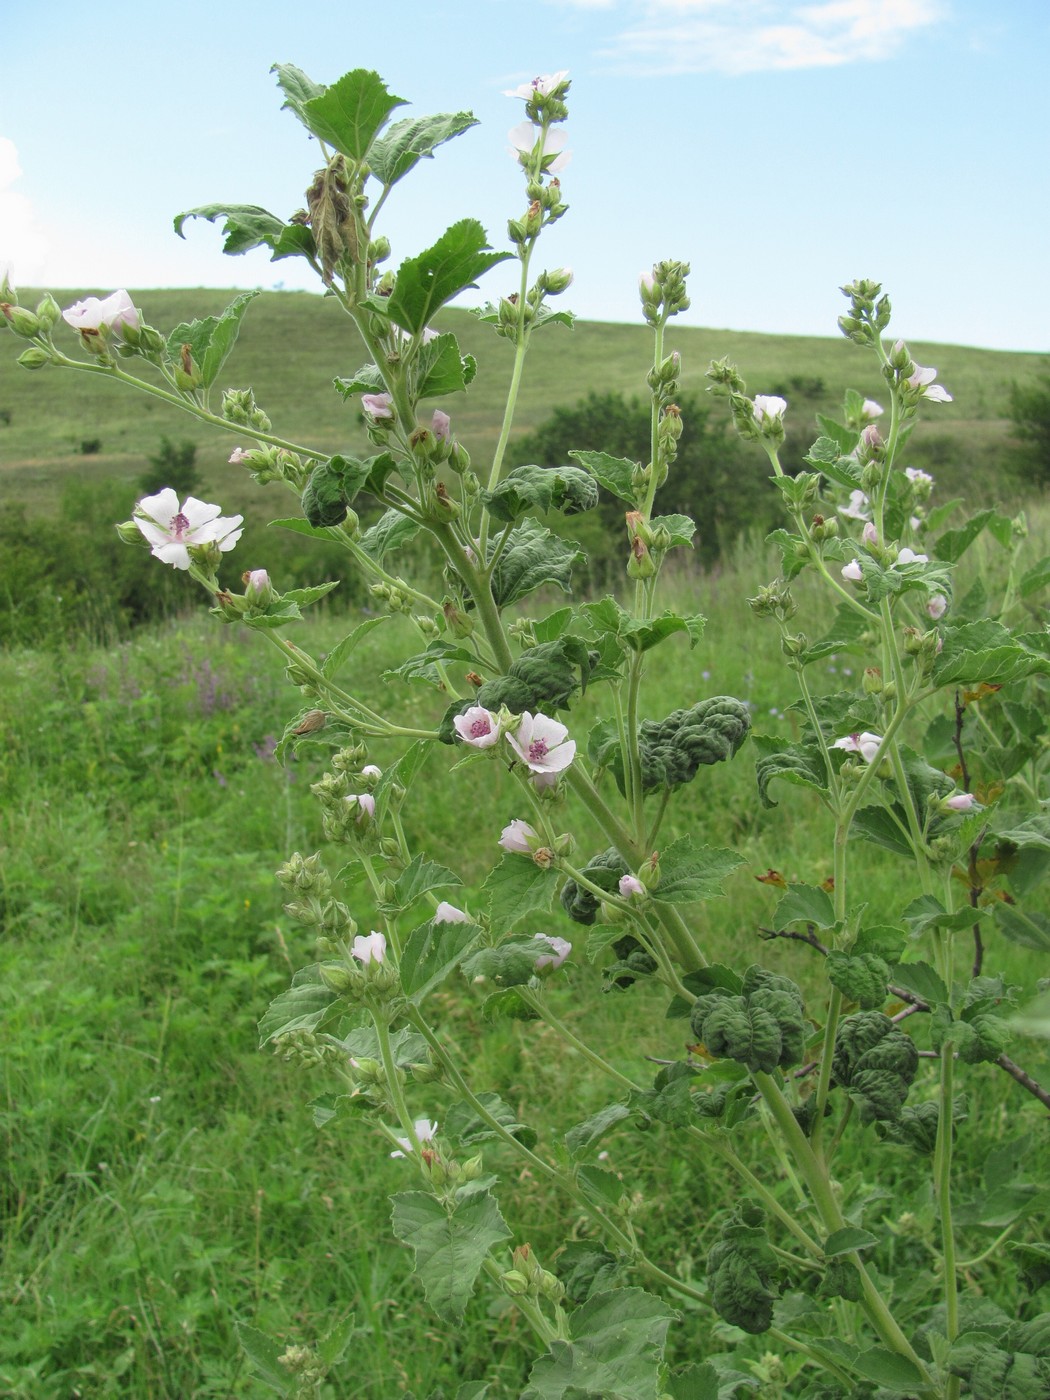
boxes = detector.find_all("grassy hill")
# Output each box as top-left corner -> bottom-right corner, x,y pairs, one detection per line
1,287 -> 1042,513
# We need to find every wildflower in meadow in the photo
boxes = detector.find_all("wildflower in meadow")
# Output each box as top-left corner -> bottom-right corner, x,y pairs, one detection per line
62,288 -> 140,334
619,874 -> 645,899
533,933 -> 571,970
390,1118 -> 438,1158
499,819 -> 538,854
351,931 -> 386,965
361,392 -> 394,421
508,121 -> 570,172
840,489 -> 871,521
861,398 -> 884,419
434,901 -> 470,924
907,363 -> 952,402
906,467 -> 935,487
453,705 -> 502,748
896,547 -> 928,566
347,793 -> 376,823
926,594 -> 948,620
841,559 -> 864,583
833,732 -> 884,763
752,395 -> 787,425
506,712 -> 576,774
133,489 -> 244,570
504,71 -> 570,99
431,410 -> 451,441
945,793 -> 978,812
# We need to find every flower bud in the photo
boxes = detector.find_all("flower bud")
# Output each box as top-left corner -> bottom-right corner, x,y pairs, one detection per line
17,346 -> 50,370
862,667 -> 883,695
626,534 -> 656,579
443,597 -> 474,639
34,293 -> 61,331
540,266 -> 573,295
369,235 -> 391,264
318,962 -> 355,993
243,568 -> 274,607
4,304 -> 43,337
501,1270 -> 531,1296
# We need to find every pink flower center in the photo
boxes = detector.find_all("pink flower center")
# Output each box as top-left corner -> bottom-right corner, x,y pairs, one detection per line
171,511 -> 190,540
470,717 -> 491,738
528,738 -> 549,762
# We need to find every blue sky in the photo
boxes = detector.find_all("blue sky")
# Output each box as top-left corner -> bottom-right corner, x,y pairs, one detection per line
5,0 -> 1048,350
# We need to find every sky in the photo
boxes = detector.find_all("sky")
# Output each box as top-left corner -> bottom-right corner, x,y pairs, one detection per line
4,0 -> 1049,352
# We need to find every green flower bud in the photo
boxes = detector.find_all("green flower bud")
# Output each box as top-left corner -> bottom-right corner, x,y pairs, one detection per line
4,304 -> 43,337
17,346 -> 50,370
115,518 -> 148,546
35,293 -> 61,330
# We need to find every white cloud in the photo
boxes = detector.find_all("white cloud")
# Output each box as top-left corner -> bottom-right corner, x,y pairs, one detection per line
561,0 -> 945,75
0,137 -> 49,286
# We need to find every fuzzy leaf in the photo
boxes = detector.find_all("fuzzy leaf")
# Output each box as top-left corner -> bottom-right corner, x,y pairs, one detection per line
653,836 -> 744,905
369,111 -> 479,186
399,919 -> 481,1004
462,937 -> 546,988
301,68 -> 406,159
388,219 -> 511,334
271,62 -> 325,123
823,1227 -> 879,1257
358,507 -> 421,562
321,616 -> 389,679
414,331 -> 478,398
166,290 -> 259,388
390,1189 -> 511,1323
235,1321 -> 295,1394
773,883 -> 836,929
650,513 -> 697,548
483,857 -> 558,935
258,965 -> 338,1045
994,903 -> 1050,952
333,363 -> 388,397
444,1092 -> 537,1150
173,205 -> 314,263
753,734 -> 829,808
569,449 -> 640,504
521,1287 -> 675,1400
490,519 -> 583,608
565,1103 -> 631,1158
482,464 -> 599,523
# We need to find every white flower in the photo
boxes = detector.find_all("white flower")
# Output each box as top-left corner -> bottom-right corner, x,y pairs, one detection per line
839,489 -> 871,521
504,70 -> 569,99
62,288 -> 140,334
351,931 -> 387,965
841,559 -> 863,583
347,793 -> 376,823
360,764 -> 383,780
453,705 -> 501,749
926,594 -> 948,620
907,363 -> 952,403
862,521 -> 879,545
499,819 -> 538,854
434,901 -> 470,924
533,933 -> 571,970
905,467 -> 934,487
361,392 -> 393,420
833,732 -> 883,764
133,488 -> 243,570
390,1117 -> 438,1158
639,270 -> 656,294
945,792 -> 978,812
506,711 -> 576,774
619,874 -> 645,899
508,121 -> 570,172
861,398 -> 884,420
895,547 -> 928,566
753,394 -> 787,424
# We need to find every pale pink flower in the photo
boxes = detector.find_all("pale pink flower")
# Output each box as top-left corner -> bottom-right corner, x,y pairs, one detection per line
895,547 -> 928,566
531,769 -> 561,792
946,793 -> 978,812
351,930 -> 387,965
390,1117 -> 438,1158
508,121 -> 570,172
752,394 -> 787,424
133,488 -> 243,570
62,288 -> 140,334
841,559 -> 863,583
347,793 -> 376,823
926,594 -> 948,620
839,489 -> 871,521
619,874 -> 645,898
905,467 -> 934,487
639,271 -> 656,294
833,732 -> 883,764
506,711 -> 576,774
861,398 -> 884,420
431,410 -> 451,441
907,363 -> 952,403
860,423 -> 882,451
499,819 -> 538,854
434,901 -> 470,924
533,933 -> 571,970
244,569 -> 271,603
360,764 -> 383,780
862,521 -> 879,545
453,705 -> 501,749
361,392 -> 394,421
228,447 -> 250,464
504,70 -> 569,99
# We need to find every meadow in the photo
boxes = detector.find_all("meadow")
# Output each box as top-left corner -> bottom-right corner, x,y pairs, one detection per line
1,292 -> 1048,1398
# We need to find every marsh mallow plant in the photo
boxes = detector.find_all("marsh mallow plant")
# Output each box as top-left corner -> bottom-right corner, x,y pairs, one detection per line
5,61 -> 1050,1400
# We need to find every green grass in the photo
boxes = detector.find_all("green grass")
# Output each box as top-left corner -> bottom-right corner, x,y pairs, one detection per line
2,518 -> 1048,1396
1,288 -> 1043,516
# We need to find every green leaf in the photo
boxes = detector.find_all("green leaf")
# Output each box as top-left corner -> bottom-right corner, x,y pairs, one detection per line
444,1092 -> 537,1150
358,507 -> 421,563
534,607 -> 574,643
851,1347 -> 926,1392
773,883 -> 836,929
653,836 -> 744,905
321,616 -> 389,679
385,641 -> 477,689
902,894 -> 989,936
1019,555 -> 1050,599
491,519 -> 583,608
752,734 -> 829,809
462,937 -> 547,988
271,62 -> 326,125
851,804 -> 914,858
390,1189 -> 511,1323
301,68 -> 406,159
565,1103 -> 631,1158
269,515 -> 341,542
664,1363 -> 722,1400
650,513 -> 696,548
482,988 -> 540,1022
235,1320 -> 295,1395
482,464 -> 599,524
318,1311 -> 356,1367
621,612 -> 705,653
333,362 -> 387,397
301,459 -> 351,528
258,965 -> 339,1046
891,960 -> 948,1006
173,204 -> 313,262
387,219 -> 512,334
995,903 -> 1050,952
934,508 -> 1013,563
483,856 -> 558,935
854,924 -> 907,962
805,434 -> 862,487
283,581 -> 339,608
414,331 -> 478,399
823,1227 -> 879,1257
522,1287 -> 675,1400
166,290 -> 259,388
569,449 -> 640,504
369,111 -> 479,186
391,854 -> 463,911
399,919 -> 481,1003
933,620 -> 1049,687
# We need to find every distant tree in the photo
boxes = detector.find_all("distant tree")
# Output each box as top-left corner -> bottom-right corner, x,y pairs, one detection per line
509,389 -> 775,567
1009,359 -> 1050,487
139,435 -> 202,497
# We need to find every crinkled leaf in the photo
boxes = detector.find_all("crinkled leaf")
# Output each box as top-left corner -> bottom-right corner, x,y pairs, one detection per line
621,612 -> 705,653
333,363 -> 388,397
342,1025 -> 429,1067
173,204 -> 312,261
258,965 -> 338,1045
569,449 -> 640,505
388,219 -> 512,334
753,734 -> 829,808
390,854 -> 463,911
302,459 -> 352,528
390,1189 -> 511,1323
490,519 -> 583,608
482,464 -> 599,524
301,68 -> 406,159
483,856 -> 558,935
358,507 -> 421,562
415,331 -> 478,399
522,1287 -> 674,1400
805,435 -> 863,487
766,528 -> 812,580
650,513 -> 696,548
271,62 -> 326,124
369,111 -> 479,187
444,1092 -> 537,1150
462,937 -> 546,988
565,1103 -> 631,1158
653,835 -> 744,905
400,919 -> 482,1003
826,951 -> 889,1009
166,290 -> 259,389
933,620 -> 1050,687
773,883 -> 836,929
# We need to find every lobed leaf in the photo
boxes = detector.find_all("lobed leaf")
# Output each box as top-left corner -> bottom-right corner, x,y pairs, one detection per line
387,219 -> 512,334
390,1189 -> 511,1323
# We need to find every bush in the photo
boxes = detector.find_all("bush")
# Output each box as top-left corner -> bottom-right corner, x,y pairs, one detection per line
139,434 -> 202,497
509,389 -> 774,569
1009,358 -> 1050,487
